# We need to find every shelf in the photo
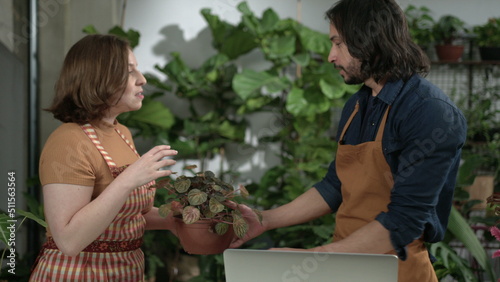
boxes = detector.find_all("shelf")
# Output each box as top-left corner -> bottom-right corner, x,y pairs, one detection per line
431,60 -> 500,65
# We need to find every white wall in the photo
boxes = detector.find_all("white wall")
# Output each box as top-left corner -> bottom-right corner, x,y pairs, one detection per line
39,0 -> 124,146
122,0 -> 500,84
122,0 -> 500,183
0,0 -> 14,52
124,0 -> 331,78
124,0 -> 500,77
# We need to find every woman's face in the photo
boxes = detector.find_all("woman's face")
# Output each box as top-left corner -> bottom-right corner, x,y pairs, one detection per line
109,50 -> 147,116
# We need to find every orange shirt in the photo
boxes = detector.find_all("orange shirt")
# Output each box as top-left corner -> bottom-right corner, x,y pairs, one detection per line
39,120 -> 139,198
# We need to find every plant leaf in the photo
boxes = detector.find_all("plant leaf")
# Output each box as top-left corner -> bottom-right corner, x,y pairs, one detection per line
447,207 -> 497,281
232,211 -> 249,238
0,213 -> 11,246
252,208 -> 264,225
319,78 -> 346,99
202,206 -> 216,219
429,242 -> 476,281
16,209 -> 47,228
174,178 -> 191,193
214,222 -> 229,235
237,184 -> 249,199
126,99 -> 175,130
232,69 -> 288,100
158,203 -> 173,218
182,206 -> 201,224
82,24 -> 99,34
209,197 -> 225,214
188,189 -> 208,205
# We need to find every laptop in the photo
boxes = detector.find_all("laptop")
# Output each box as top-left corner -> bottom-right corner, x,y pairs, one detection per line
223,249 -> 398,282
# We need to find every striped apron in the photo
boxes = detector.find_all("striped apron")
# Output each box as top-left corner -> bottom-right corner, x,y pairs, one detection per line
30,123 -> 155,281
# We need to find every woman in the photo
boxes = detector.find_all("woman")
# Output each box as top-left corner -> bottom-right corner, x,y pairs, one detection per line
30,34 -> 178,281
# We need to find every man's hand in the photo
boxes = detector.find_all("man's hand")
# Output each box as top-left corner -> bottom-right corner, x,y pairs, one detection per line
226,201 -> 266,248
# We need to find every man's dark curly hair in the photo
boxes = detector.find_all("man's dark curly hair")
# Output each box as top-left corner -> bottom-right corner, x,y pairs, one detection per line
325,0 -> 430,83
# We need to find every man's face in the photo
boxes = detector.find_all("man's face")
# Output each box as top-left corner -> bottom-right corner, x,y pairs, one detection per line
328,24 -> 367,85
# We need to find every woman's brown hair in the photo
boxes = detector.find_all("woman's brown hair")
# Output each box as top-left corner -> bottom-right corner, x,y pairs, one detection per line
46,34 -> 130,124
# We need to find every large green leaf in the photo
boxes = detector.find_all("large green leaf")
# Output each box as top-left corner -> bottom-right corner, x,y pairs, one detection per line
320,78 -> 346,99
217,120 -> 245,140
232,69 -> 289,100
430,242 -> 477,281
143,74 -> 172,92
265,35 -> 296,59
0,213 -> 11,246
82,25 -> 140,49
447,207 -> 497,281
16,209 -> 47,228
286,86 -> 330,117
201,8 -> 257,59
285,87 -> 306,115
107,26 -> 140,49
127,99 -> 175,130
260,8 -> 280,33
292,53 -> 311,67
296,25 -> 331,57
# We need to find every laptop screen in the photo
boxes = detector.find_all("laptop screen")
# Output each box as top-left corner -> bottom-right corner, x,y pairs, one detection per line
223,249 -> 398,282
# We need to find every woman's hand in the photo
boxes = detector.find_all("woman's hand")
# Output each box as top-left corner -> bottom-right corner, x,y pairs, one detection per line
117,145 -> 178,190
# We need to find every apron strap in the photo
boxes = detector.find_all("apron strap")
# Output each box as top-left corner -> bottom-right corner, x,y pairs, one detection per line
339,100 -> 391,143
339,101 -> 359,143
81,123 -> 140,171
375,105 -> 391,141
81,124 -> 117,168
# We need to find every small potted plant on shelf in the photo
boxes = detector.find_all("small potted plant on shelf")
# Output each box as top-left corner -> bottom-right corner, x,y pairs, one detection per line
158,167 -> 262,255
473,17 -> 500,61
433,14 -> 468,61
404,5 -> 435,51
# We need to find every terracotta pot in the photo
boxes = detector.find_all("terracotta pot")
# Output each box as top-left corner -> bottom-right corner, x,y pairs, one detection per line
174,217 -> 234,255
479,47 -> 500,61
464,175 -> 495,210
435,44 -> 464,62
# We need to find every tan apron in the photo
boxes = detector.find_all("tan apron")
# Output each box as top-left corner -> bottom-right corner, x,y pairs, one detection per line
334,101 -> 437,282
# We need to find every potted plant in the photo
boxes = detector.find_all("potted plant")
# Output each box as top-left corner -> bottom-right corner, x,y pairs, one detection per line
433,14 -> 468,61
473,17 -> 500,61
404,5 -> 435,51
158,168 -> 262,255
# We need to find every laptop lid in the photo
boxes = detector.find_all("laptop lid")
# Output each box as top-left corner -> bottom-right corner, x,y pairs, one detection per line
223,249 -> 398,282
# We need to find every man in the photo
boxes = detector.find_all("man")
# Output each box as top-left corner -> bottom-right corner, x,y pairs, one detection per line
231,0 -> 467,281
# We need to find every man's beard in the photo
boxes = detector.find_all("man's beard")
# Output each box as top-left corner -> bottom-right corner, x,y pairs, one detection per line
336,61 -> 367,85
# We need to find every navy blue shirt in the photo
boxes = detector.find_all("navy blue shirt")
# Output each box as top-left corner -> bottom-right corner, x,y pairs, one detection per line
314,74 -> 467,260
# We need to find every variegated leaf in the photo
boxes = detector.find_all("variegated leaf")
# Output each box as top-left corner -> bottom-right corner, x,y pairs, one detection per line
204,171 -> 215,178
182,206 -> 201,224
174,178 -> 191,193
158,203 -> 173,218
202,206 -> 216,219
238,184 -> 249,198
214,222 -> 229,235
209,197 -> 225,214
253,208 -> 264,224
232,211 -> 249,238
213,192 -> 227,202
187,189 -> 208,205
